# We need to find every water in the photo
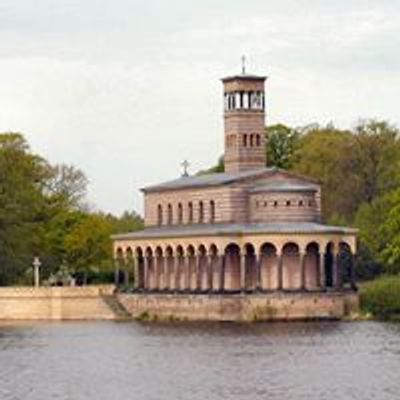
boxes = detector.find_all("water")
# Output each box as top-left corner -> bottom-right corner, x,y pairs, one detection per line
0,321 -> 399,400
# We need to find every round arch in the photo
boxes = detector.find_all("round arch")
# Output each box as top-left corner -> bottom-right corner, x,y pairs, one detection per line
260,242 -> 278,290
282,242 -> 300,290
224,243 -> 241,292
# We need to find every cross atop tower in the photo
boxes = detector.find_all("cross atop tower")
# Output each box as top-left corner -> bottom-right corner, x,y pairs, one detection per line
181,160 -> 190,177
241,55 -> 246,75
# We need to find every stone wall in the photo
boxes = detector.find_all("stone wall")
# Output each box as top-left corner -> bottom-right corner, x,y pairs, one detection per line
0,286 -> 118,320
118,292 -> 359,322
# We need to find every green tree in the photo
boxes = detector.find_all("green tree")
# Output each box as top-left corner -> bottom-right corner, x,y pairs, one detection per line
291,125 -> 356,222
378,189 -> 400,274
266,124 -> 299,168
351,120 -> 400,205
0,133 -> 49,284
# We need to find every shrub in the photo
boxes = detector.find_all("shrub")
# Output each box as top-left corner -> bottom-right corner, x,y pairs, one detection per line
360,275 -> 400,319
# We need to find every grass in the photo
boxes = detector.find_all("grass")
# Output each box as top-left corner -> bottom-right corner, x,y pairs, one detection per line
360,275 -> 400,320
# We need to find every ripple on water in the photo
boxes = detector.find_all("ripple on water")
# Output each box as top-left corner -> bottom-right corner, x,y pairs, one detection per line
0,321 -> 399,400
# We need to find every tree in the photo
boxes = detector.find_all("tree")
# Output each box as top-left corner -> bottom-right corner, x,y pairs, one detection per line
291,125 -> 356,222
266,124 -> 299,168
377,189 -> 400,274
351,120 -> 400,205
197,155 -> 224,175
0,133 -> 49,284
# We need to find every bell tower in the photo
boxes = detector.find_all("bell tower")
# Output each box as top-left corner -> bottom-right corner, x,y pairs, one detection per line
222,65 -> 267,173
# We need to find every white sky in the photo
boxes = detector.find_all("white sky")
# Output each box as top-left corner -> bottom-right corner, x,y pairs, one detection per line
0,0 -> 399,215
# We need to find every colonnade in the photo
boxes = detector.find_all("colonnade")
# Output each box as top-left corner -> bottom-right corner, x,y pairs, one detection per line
115,241 -> 357,293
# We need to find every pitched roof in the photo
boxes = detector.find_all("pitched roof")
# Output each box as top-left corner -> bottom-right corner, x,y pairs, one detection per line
142,167 -> 320,193
142,167 -> 273,193
112,222 -> 357,241
249,181 -> 319,193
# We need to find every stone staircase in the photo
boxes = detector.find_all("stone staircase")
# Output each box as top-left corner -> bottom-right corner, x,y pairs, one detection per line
101,295 -> 132,319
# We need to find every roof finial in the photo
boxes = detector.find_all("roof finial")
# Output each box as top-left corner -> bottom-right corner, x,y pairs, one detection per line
181,160 -> 190,177
241,55 -> 246,75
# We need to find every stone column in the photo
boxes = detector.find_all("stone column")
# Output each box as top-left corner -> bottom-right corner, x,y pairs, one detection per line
300,252 -> 306,291
332,250 -> 341,290
319,252 -> 325,290
154,256 -> 160,291
195,255 -> 201,292
165,257 -> 171,292
277,251 -> 283,290
160,256 -> 166,291
173,256 -> 179,292
124,269 -> 129,286
184,256 -> 190,291
114,259 -> 120,287
133,257 -> 139,290
255,254 -> 261,291
144,256 -> 149,291
240,254 -> 246,293
207,255 -> 213,292
219,255 -> 225,292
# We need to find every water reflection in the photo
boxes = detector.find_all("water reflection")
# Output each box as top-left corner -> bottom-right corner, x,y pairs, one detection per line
0,321 -> 398,400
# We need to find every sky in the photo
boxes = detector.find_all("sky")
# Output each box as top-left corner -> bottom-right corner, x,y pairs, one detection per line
0,0 -> 399,215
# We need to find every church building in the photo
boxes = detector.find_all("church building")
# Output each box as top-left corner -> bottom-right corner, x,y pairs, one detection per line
112,68 -> 358,321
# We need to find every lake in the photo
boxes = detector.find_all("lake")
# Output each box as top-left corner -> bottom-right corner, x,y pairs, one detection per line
0,321 -> 399,400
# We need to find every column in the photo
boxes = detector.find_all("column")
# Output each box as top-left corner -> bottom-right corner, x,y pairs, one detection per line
173,256 -> 179,292
160,256 -> 166,291
219,255 -> 225,292
277,252 -> 283,290
332,250 -> 341,290
255,254 -> 261,291
114,259 -> 120,287
133,257 -> 139,290
144,256 -> 149,291
165,257 -> 171,292
195,255 -> 201,292
184,255 -> 190,291
319,252 -> 325,290
300,252 -> 306,291
240,254 -> 246,293
154,256 -> 160,291
207,255 -> 213,292
124,270 -> 129,286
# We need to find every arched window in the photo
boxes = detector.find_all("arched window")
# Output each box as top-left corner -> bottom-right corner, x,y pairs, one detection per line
177,203 -> 183,224
249,134 -> 254,147
299,200 -> 304,206
286,200 -> 291,207
157,204 -> 163,226
256,134 -> 261,147
243,134 -> 248,147
188,202 -> 193,223
274,201 -> 278,208
199,201 -> 204,223
209,200 -> 215,223
167,203 -> 173,224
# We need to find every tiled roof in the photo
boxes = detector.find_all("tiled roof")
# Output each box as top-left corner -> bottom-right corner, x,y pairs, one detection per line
249,181 -> 318,193
142,168 -> 273,193
112,222 -> 357,241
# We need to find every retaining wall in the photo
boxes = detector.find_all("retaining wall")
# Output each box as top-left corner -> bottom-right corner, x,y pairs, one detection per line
118,291 -> 359,322
0,286 -> 117,320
